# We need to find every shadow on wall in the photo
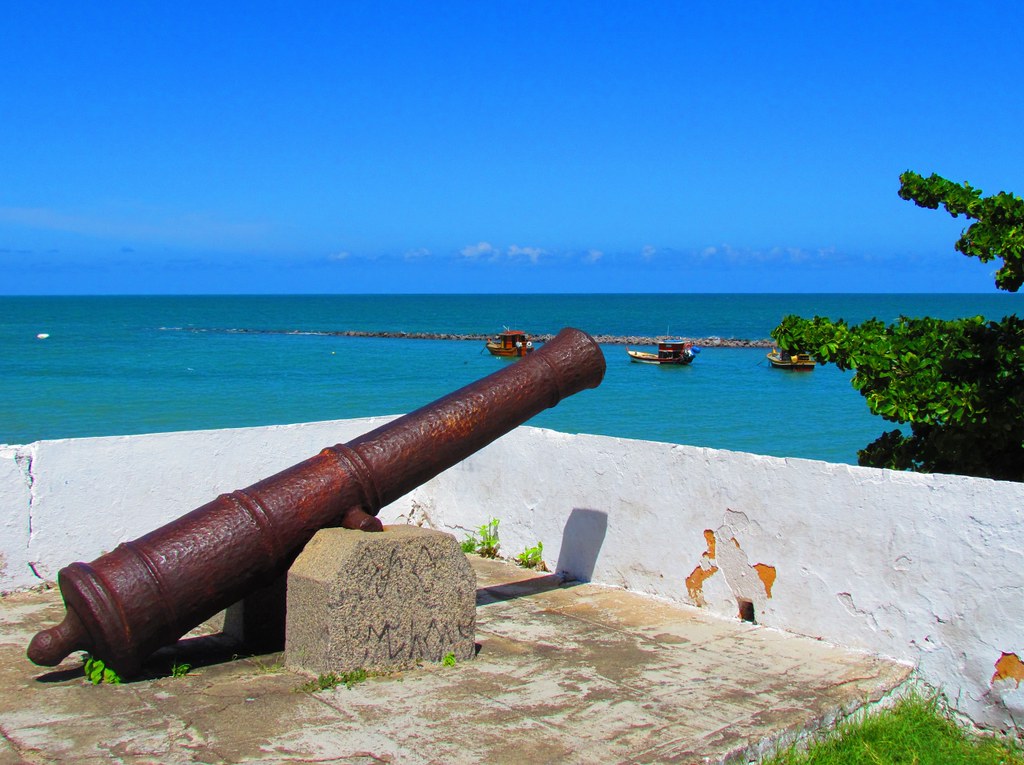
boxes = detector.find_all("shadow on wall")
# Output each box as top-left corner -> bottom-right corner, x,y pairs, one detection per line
555,508 -> 608,582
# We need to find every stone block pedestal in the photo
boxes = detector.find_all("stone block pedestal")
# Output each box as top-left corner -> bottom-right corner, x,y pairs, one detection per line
285,525 -> 477,675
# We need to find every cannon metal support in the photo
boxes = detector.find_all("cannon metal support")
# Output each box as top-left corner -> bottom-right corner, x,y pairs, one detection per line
27,328 -> 605,675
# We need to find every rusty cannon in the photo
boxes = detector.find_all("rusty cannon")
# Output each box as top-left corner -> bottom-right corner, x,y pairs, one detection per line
28,327 -> 605,676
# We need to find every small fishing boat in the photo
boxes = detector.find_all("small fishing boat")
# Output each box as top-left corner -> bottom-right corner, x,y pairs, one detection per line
626,339 -> 700,366
766,348 -> 815,370
485,329 -> 535,358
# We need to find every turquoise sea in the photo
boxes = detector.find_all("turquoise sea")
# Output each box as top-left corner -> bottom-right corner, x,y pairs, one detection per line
0,294 -> 1016,464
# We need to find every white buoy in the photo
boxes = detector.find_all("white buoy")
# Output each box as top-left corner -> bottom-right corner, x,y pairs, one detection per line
36,333 -> 49,339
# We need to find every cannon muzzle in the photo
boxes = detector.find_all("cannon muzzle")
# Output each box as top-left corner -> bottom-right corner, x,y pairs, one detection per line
28,327 -> 605,675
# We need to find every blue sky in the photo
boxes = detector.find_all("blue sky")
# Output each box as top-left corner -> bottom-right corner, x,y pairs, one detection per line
2,2 -> 1022,294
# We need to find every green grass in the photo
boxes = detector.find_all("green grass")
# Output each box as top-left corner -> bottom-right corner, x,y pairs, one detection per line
763,694 -> 1023,765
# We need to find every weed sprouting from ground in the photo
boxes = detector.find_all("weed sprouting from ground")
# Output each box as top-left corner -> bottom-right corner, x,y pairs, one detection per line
461,518 -> 500,558
82,655 -> 121,685
515,541 -> 547,570
170,662 -> 192,678
297,669 -> 369,693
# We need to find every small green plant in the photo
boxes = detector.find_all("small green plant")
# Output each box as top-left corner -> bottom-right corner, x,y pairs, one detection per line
515,541 -> 547,571
83,655 -> 122,685
298,672 -> 340,693
442,652 -> 457,667
170,662 -> 192,678
461,518 -> 500,558
297,668 -> 369,693
477,518 -> 500,558
342,668 -> 368,687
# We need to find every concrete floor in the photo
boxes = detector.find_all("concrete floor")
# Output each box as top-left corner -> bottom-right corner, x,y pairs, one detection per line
0,557 -> 911,764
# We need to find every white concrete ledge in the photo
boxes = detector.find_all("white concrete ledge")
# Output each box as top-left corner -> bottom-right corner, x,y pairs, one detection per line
2,419 -> 1022,731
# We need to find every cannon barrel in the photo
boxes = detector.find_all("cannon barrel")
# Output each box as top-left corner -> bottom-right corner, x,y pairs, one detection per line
28,327 -> 605,675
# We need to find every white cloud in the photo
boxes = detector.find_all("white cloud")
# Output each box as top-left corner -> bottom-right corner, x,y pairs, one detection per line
403,247 -> 430,260
584,249 -> 603,263
458,242 -> 546,264
507,244 -> 544,264
460,241 -> 497,259
696,244 -> 849,265
641,245 -> 657,261
327,251 -> 350,261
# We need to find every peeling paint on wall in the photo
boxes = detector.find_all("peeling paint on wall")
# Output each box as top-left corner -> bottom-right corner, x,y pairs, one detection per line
753,563 -> 776,598
702,529 -> 716,559
991,652 -> 1024,687
684,523 -> 777,608
685,564 -> 719,606
685,529 -> 719,606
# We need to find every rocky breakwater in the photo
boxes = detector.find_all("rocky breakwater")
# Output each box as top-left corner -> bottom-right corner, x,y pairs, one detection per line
322,330 -> 773,348
165,327 -> 773,347
585,334 -> 771,348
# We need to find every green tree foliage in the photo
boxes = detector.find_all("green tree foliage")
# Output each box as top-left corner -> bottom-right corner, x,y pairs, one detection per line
772,173 -> 1024,481
897,172 -> 1024,292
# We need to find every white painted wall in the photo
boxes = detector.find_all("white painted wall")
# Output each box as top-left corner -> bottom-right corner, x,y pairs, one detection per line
0,417 -> 396,587
2,420 -> 1022,731
0,446 -> 32,589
